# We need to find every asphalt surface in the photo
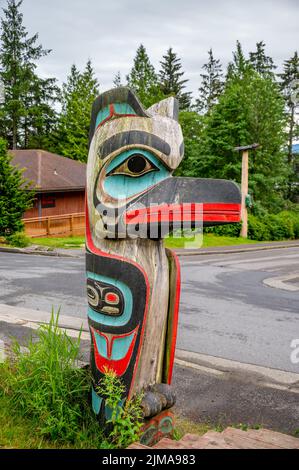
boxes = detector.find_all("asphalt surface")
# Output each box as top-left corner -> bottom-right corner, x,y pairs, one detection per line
173,363 -> 299,434
0,247 -> 298,373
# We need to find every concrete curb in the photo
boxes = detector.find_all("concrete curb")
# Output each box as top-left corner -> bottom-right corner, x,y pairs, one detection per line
175,349 -> 299,388
174,242 -> 299,257
0,304 -> 89,340
0,241 -> 298,258
0,246 -> 81,258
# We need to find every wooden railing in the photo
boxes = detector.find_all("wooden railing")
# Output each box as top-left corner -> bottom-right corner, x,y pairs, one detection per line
23,213 -> 85,238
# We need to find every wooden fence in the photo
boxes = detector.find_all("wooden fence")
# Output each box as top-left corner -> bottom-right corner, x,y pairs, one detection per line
23,213 -> 85,238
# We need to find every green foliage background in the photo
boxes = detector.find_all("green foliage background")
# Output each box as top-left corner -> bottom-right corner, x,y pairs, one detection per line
0,1 -> 298,237
0,138 -> 33,235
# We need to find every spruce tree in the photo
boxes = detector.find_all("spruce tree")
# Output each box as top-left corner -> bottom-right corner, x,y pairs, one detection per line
25,75 -> 59,149
0,0 -> 58,149
55,60 -> 99,162
158,47 -> 192,110
0,138 -> 33,235
113,71 -> 123,88
203,66 -> 288,211
249,41 -> 276,77
126,44 -> 162,107
196,48 -> 223,114
227,41 -> 248,80
279,51 -> 299,165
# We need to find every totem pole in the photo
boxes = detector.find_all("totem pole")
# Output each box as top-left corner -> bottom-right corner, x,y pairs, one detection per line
86,88 -> 241,442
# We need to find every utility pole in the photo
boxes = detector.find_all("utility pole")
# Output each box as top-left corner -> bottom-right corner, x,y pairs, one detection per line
0,78 -> 4,105
234,143 -> 259,238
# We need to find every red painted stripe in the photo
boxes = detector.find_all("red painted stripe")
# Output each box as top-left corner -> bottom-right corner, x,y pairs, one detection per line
95,106 -> 139,131
167,250 -> 181,385
124,203 -> 241,225
85,200 -> 150,398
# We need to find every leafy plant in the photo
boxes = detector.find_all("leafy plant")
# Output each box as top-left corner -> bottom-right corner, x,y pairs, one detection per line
0,310 -> 104,446
205,210 -> 299,241
0,309 -> 145,448
6,231 -> 31,247
97,368 -> 143,448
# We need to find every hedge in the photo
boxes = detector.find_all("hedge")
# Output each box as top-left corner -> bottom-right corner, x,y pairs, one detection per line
204,210 -> 299,241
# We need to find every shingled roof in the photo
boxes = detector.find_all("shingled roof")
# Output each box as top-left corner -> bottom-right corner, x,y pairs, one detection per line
10,149 -> 86,192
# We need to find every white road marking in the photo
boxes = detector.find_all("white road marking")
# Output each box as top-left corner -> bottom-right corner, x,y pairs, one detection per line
174,358 -> 224,376
175,349 -> 299,386
263,274 -> 299,291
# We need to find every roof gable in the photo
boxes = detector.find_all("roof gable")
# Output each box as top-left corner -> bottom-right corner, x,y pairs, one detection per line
10,150 -> 86,192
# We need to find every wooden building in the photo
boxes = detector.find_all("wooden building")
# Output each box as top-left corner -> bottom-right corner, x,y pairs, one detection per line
10,150 -> 86,219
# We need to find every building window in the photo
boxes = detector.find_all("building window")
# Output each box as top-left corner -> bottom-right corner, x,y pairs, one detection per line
41,194 -> 56,209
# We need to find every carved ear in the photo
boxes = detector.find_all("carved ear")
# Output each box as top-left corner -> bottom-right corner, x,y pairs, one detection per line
147,97 -> 179,122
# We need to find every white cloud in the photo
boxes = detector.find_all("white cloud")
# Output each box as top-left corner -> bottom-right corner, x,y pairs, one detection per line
6,0 -> 299,98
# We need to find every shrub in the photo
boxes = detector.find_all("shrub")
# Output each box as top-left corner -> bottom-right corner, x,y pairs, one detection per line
6,232 -> 31,248
0,310 -> 143,448
204,222 -> 241,237
248,215 -> 271,241
247,211 -> 299,241
265,214 -> 294,241
205,210 -> 299,241
278,211 -> 299,238
0,311 -> 97,444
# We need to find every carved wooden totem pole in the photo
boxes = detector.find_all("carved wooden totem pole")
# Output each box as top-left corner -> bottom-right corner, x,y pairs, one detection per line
86,87 -> 241,442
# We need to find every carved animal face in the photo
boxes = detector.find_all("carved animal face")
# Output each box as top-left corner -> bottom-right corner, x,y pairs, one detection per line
87,88 -> 184,240
86,87 -> 241,243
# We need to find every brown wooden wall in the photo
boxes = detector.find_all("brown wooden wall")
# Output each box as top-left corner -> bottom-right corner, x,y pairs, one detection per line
24,191 -> 85,219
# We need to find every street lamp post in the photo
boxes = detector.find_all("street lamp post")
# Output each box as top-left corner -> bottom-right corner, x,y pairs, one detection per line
234,143 -> 260,238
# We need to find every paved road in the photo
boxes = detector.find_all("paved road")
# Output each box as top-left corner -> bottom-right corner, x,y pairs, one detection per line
0,247 -> 298,372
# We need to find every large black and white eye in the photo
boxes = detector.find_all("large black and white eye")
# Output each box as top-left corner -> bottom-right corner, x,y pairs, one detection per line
106,153 -> 159,178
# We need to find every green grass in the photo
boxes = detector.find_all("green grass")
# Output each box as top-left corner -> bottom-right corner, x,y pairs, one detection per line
0,311 -> 144,449
32,236 -> 85,249
29,234 -> 262,250
173,416 -> 212,440
0,311 -> 105,448
164,233 -> 261,249
0,394 -> 72,449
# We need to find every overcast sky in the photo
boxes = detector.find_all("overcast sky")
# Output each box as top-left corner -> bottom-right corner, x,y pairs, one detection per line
2,0 -> 298,97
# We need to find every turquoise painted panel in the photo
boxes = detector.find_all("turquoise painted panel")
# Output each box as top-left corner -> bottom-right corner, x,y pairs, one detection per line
92,330 -> 135,360
113,103 -> 136,115
111,331 -> 136,361
95,106 -> 111,128
92,386 -> 103,415
87,271 -> 133,327
95,103 -> 137,129
93,331 -> 108,359
104,149 -> 170,199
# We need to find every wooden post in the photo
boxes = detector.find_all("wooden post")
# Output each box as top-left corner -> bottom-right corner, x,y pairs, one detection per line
46,217 -> 50,236
86,87 -> 242,427
241,150 -> 249,238
70,215 -> 74,235
234,143 -> 259,239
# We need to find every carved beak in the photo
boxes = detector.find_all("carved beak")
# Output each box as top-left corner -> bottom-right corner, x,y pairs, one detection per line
123,177 -> 241,237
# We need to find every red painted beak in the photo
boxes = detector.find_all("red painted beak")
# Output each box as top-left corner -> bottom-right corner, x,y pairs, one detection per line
122,177 -> 241,235
124,202 -> 241,226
